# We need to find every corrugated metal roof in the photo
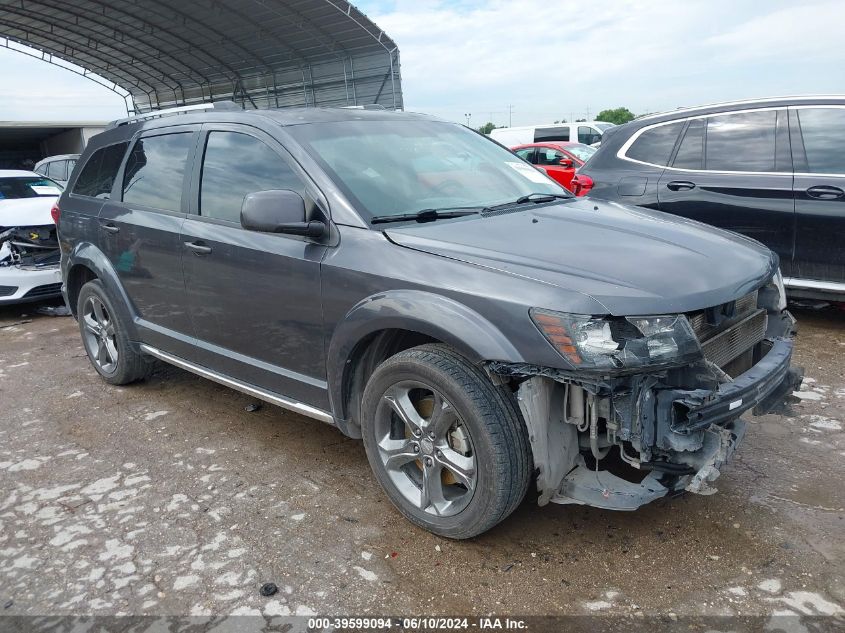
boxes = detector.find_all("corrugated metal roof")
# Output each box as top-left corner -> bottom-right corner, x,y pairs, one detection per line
0,0 -> 402,112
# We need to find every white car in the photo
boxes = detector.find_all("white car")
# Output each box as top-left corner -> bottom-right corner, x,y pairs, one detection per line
489,121 -> 615,148
0,170 -> 64,304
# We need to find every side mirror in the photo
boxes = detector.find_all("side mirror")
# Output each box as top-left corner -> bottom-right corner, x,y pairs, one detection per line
240,189 -> 326,239
558,158 -> 574,169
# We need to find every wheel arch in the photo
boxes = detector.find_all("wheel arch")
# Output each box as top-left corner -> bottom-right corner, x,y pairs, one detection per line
327,290 -> 522,437
65,242 -> 139,342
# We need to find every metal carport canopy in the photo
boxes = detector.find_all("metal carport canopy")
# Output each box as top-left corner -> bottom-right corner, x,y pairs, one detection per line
0,0 -> 402,113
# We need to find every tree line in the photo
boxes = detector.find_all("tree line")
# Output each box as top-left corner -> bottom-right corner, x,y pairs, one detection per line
476,107 -> 635,134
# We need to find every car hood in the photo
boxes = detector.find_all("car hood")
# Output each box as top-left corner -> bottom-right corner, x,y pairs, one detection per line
384,199 -> 777,315
0,197 -> 56,228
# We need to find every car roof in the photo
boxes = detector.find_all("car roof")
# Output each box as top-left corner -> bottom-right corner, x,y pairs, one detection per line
35,154 -> 80,164
0,170 -> 43,177
89,106 -> 449,148
634,94 -> 845,124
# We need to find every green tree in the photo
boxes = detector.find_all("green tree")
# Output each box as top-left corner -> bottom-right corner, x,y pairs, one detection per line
595,107 -> 636,125
477,121 -> 499,134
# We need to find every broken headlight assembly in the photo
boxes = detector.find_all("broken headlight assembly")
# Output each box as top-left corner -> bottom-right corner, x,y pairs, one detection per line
530,308 -> 702,372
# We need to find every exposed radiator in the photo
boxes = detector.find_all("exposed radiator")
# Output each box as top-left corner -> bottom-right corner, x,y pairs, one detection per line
700,309 -> 768,368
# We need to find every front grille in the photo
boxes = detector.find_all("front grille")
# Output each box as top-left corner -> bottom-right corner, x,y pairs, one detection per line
0,285 -> 19,297
700,309 -> 768,367
22,282 -> 62,299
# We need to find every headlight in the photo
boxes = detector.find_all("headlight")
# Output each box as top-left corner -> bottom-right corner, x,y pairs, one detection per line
530,309 -> 702,371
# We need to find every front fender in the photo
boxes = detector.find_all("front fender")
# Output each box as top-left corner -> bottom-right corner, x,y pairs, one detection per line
65,241 -> 139,343
326,289 -> 523,427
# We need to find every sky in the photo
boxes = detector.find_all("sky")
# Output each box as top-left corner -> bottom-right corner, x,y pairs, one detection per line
1,0 -> 844,126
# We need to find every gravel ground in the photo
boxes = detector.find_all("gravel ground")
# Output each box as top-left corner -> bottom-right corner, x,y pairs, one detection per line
0,299 -> 843,625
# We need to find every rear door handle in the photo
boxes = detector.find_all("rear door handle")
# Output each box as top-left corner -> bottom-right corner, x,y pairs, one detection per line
99,222 -> 120,234
806,185 -> 845,200
666,181 -> 696,191
184,240 -> 212,255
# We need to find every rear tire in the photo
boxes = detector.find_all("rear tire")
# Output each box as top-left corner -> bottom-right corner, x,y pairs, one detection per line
77,279 -> 149,385
361,344 -> 532,539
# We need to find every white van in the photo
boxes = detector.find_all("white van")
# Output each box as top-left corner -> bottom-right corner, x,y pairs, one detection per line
489,122 -> 615,147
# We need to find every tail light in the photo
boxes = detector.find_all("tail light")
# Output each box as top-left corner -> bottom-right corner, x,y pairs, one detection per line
571,174 -> 594,197
50,201 -> 60,224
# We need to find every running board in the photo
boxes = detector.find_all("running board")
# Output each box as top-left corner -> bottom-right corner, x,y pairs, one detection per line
139,344 -> 334,424
783,277 -> 845,293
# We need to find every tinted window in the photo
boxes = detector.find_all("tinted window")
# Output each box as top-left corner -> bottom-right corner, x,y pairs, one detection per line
200,131 -> 305,223
626,121 -> 683,166
534,126 -> 569,142
577,126 -> 601,145
797,108 -> 845,174
705,111 -> 776,172
123,133 -> 192,211
73,142 -> 129,198
673,119 -> 704,169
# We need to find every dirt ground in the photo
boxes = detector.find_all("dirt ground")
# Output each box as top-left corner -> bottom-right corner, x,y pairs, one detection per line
0,298 -> 843,624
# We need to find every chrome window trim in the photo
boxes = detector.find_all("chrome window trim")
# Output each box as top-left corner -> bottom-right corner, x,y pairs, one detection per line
618,106 -> 788,174
620,103 -> 845,177
139,344 -> 335,424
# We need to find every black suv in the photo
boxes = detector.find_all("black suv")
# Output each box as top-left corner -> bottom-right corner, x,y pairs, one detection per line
578,96 -> 845,301
57,104 -> 801,538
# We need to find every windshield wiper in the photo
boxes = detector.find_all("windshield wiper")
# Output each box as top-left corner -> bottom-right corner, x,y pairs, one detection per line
370,207 -> 484,225
514,192 -> 573,204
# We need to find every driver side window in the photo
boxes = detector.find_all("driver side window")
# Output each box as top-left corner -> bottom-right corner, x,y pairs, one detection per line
200,131 -> 306,224
536,148 -> 565,166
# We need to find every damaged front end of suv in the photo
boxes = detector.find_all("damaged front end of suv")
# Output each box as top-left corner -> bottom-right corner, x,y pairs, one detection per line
489,270 -> 802,511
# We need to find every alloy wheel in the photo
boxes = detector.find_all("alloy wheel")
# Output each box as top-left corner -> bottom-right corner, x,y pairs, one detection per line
374,380 -> 477,517
81,296 -> 118,374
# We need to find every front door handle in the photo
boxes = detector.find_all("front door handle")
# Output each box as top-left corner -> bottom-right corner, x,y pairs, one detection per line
806,185 -> 845,200
184,241 -> 212,255
666,181 -> 696,191
99,222 -> 120,234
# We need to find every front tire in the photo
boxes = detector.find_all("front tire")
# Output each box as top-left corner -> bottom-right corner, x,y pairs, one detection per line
77,279 -> 149,385
361,344 -> 532,539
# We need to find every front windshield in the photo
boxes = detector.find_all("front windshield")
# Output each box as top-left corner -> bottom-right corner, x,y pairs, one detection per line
0,176 -> 62,200
566,144 -> 597,163
287,119 -> 567,221
594,122 -> 616,131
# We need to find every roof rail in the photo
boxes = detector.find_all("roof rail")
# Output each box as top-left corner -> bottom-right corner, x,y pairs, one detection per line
109,101 -> 243,128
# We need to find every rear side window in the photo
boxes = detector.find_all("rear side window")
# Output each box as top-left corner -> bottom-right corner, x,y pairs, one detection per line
625,121 -> 683,166
73,142 -> 129,199
796,108 -> 845,174
48,161 -> 67,180
534,126 -> 569,142
705,110 -> 776,172
672,119 -> 705,169
122,133 -> 193,212
199,131 -> 306,223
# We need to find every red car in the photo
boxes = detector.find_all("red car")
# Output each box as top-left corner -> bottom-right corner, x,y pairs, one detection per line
511,142 -> 596,192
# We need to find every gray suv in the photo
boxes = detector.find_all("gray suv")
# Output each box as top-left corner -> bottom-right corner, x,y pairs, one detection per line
57,103 -> 801,538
